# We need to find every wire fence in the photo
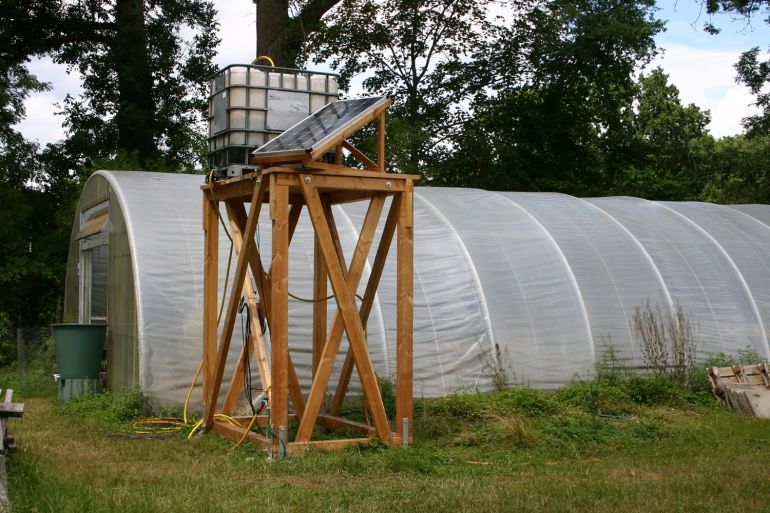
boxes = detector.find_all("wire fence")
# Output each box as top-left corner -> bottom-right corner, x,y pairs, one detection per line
16,328 -> 56,396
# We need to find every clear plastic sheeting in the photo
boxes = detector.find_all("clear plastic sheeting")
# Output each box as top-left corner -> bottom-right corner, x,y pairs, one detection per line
83,171 -> 770,405
588,197 -> 765,358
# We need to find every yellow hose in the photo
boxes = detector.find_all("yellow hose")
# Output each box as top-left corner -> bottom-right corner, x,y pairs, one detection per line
252,55 -> 275,67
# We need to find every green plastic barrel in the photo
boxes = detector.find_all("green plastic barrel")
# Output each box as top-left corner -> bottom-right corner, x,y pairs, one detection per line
52,323 -> 106,379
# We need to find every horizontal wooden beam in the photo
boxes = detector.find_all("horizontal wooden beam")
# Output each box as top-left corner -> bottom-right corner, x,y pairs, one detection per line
285,437 -> 373,454
318,414 -> 377,436
266,165 -> 419,182
211,419 -> 270,448
277,173 -> 408,192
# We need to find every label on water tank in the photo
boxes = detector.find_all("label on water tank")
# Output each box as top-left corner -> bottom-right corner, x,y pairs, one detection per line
266,90 -> 310,131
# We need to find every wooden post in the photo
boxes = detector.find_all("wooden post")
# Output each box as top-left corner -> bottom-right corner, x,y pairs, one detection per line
312,234 -> 327,379
396,183 -> 414,444
202,195 -> 219,403
203,180 -> 266,430
270,174 -> 290,450
378,112 -> 386,172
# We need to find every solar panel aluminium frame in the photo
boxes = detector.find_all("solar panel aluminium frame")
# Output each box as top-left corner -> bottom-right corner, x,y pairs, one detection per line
251,96 -> 391,162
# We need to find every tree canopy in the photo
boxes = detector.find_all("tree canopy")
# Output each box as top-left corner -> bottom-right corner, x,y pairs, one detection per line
2,0 -> 770,358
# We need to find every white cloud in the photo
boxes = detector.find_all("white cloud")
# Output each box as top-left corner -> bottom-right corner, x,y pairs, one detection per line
652,43 -> 760,137
212,1 -> 256,67
12,57 -> 81,146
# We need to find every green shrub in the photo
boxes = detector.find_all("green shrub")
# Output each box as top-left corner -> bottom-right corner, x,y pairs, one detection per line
377,377 -> 396,419
55,386 -> 152,424
110,386 -> 152,421
625,375 -> 684,405
553,379 -> 633,415
425,390 -> 487,420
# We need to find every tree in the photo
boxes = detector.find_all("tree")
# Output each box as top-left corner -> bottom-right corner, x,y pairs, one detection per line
701,134 -> 770,203
0,64 -> 73,357
308,0 -> 498,172
612,68 -> 713,200
735,47 -> 770,134
0,0 -> 219,168
702,0 -> 770,135
440,0 -> 663,194
256,0 -> 342,66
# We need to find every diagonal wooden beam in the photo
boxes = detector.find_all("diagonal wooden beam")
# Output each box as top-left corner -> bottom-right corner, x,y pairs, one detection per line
296,177 -> 389,442
221,202 -> 272,415
226,201 -> 306,418
341,140 -> 378,170
204,179 -> 267,430
330,195 -> 401,415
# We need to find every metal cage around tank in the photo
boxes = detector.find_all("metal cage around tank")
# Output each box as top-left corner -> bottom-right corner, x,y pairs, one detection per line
207,65 -> 339,173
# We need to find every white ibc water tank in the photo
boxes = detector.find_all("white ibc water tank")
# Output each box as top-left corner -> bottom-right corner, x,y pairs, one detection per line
208,65 -> 339,173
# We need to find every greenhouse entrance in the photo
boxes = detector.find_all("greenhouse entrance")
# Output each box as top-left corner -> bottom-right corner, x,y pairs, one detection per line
77,202 -> 109,324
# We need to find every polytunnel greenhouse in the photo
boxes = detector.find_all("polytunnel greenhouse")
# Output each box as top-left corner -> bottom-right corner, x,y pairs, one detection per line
64,170 -> 770,405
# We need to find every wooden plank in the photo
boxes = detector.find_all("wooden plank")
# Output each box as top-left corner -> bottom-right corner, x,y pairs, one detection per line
265,165 -> 419,181
319,414 -> 377,436
231,414 -> 298,428
202,195 -> 219,404
301,161 -> 365,173
211,419 -> 271,449
397,183 -> 414,443
323,200 -> 348,280
286,437 -> 373,455
312,232 -> 327,379
342,140 -> 378,169
270,174 -> 290,449
278,173 -> 407,192
0,404 -> 23,418
331,195 -> 401,415
0,454 -> 7,512
327,190 -> 377,205
203,175 -> 261,201
298,178 -> 391,442
335,143 -> 343,165
227,201 -> 306,419
295,193 -> 387,442
221,201 -> 272,415
378,111 -> 386,172
203,179 -> 267,430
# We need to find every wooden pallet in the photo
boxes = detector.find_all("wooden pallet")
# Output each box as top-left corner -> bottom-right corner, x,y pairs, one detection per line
0,389 -> 24,512
707,364 -> 770,417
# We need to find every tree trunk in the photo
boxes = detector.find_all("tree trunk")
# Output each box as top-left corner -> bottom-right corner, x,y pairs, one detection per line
256,0 -> 340,67
257,0 -> 292,65
114,0 -> 156,163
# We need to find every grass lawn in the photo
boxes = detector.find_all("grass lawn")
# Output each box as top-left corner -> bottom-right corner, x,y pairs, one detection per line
7,382 -> 770,513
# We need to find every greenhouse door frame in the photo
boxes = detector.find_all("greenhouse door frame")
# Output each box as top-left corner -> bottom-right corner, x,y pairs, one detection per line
78,202 -> 109,324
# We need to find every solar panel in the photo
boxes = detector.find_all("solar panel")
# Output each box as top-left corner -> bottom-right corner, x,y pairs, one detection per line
251,96 -> 389,160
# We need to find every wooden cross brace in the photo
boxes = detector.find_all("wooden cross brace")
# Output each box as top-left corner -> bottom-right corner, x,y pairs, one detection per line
202,167 -> 414,450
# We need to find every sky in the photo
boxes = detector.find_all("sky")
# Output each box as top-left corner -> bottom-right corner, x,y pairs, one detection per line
13,1 -> 770,145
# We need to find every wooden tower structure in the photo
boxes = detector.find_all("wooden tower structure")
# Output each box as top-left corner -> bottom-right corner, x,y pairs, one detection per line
200,97 -> 417,455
